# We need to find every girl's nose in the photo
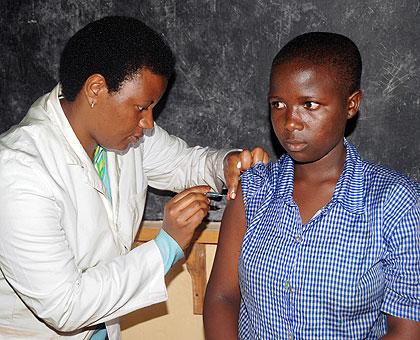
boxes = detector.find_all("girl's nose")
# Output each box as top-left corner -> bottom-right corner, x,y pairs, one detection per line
285,108 -> 304,132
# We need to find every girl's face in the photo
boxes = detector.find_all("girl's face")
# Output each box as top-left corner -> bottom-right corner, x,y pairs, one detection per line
92,68 -> 167,151
269,61 -> 360,164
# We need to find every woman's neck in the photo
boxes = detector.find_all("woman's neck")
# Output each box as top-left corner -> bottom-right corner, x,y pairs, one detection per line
60,98 -> 97,160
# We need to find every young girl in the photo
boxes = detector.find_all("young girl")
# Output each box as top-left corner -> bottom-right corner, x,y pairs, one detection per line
204,32 -> 419,339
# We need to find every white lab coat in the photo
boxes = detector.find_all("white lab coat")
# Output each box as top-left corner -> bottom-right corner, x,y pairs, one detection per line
0,84 -> 229,339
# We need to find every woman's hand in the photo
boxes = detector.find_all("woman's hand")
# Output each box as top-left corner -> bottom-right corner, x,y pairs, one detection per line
162,185 -> 211,250
223,147 -> 269,199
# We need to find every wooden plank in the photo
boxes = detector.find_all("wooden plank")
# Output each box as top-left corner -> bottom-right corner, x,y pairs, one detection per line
135,221 -> 220,245
133,221 -> 219,315
186,243 -> 207,315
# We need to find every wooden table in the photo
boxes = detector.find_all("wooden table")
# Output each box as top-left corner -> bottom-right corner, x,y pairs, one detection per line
134,221 -> 220,315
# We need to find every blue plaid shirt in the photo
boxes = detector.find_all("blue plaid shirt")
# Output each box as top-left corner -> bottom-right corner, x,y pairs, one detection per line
239,140 -> 419,339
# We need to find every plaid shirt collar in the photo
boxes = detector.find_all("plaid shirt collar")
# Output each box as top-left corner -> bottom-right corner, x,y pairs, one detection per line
273,139 -> 365,215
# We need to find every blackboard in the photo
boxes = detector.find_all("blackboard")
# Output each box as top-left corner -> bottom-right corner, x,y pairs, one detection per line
1,0 -> 419,221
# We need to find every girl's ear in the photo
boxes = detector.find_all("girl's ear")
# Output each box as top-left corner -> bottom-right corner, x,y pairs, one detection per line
347,90 -> 362,119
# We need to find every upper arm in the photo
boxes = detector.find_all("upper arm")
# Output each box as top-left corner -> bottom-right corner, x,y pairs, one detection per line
382,202 -> 420,322
142,125 -> 206,189
381,315 -> 420,339
205,184 -> 246,306
142,124 -> 230,192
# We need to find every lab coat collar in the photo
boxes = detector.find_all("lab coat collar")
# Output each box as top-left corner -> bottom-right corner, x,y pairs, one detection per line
42,84 -> 108,197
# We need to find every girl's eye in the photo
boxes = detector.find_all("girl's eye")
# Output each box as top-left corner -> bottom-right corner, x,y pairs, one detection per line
270,101 -> 286,109
303,101 -> 320,110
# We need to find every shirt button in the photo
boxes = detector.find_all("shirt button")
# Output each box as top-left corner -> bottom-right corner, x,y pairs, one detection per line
288,332 -> 293,340
285,280 -> 295,293
295,235 -> 302,242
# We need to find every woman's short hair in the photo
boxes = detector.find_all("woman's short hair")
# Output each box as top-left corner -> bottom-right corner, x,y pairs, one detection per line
59,16 -> 175,101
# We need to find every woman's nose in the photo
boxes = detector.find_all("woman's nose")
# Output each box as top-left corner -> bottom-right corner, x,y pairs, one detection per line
139,109 -> 154,129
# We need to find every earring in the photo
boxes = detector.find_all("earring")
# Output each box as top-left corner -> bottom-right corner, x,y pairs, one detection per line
91,102 -> 95,108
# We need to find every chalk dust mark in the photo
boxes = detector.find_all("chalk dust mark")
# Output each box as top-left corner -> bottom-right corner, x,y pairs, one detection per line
177,66 -> 205,100
28,0 -> 42,39
163,0 -> 177,30
341,3 -> 375,25
257,1 -> 327,47
377,44 -> 416,98
208,0 -> 217,13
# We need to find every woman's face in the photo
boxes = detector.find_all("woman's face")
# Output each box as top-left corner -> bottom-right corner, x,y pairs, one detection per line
269,61 -> 356,164
92,68 -> 167,151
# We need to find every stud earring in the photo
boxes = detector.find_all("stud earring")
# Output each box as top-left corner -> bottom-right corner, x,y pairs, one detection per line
91,102 -> 95,108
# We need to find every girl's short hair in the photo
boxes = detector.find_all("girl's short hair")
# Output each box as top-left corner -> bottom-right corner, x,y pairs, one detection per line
272,32 -> 362,95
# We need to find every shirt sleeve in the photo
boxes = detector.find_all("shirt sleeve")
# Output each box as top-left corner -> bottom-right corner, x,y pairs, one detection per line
381,201 -> 420,321
142,124 -> 234,192
154,229 -> 185,274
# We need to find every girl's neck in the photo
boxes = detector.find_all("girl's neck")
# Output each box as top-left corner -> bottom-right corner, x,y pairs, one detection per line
293,143 -> 346,184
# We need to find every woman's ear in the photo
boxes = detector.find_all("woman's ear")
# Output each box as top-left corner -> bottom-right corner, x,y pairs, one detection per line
83,74 -> 107,108
347,90 -> 362,119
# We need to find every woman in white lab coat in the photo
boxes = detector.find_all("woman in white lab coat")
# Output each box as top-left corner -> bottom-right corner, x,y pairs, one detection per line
0,16 -> 268,339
